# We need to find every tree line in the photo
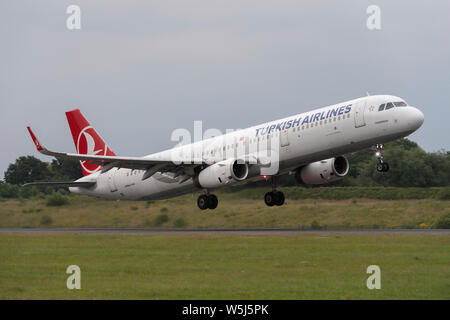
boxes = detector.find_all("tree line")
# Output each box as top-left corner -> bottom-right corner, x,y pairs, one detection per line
1,157 -> 82,198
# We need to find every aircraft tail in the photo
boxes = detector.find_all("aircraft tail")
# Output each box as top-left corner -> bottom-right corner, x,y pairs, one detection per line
65,109 -> 116,176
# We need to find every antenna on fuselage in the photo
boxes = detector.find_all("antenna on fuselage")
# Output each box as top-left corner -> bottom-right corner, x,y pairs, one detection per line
366,91 -> 371,96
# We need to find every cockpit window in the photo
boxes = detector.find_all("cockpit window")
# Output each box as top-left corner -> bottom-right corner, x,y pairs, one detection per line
385,102 -> 395,110
379,100 -> 408,111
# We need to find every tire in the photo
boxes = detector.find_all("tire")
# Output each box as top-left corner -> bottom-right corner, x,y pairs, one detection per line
274,191 -> 285,206
382,162 -> 389,172
264,192 -> 275,206
197,195 -> 209,210
207,194 -> 218,210
376,163 -> 384,172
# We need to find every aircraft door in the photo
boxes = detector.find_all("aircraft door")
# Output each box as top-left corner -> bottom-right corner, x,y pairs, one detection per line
280,130 -> 289,147
354,100 -> 367,128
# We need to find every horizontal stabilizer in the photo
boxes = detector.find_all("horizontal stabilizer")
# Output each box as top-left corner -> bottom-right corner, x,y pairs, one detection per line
22,181 -> 96,188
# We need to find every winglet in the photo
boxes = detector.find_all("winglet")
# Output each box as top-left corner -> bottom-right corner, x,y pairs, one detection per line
27,126 -> 44,151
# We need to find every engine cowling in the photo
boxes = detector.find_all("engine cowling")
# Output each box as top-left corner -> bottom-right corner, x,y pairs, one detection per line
294,156 -> 349,185
196,158 -> 249,189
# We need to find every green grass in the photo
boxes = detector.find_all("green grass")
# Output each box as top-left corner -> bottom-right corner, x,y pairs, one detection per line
0,233 -> 448,299
0,193 -> 448,229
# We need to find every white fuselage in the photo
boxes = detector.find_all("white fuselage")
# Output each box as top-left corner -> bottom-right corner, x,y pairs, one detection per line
70,95 -> 424,200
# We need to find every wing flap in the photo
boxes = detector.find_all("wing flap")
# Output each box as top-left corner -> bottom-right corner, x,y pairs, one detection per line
22,181 -> 96,188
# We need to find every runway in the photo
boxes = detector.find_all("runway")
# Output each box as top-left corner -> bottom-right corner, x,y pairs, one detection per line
0,228 -> 448,235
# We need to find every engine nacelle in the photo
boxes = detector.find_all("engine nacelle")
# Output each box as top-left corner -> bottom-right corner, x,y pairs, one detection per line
196,158 -> 249,189
295,156 -> 349,185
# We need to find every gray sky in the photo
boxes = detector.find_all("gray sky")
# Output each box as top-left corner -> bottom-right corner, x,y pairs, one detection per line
1,1 -> 449,179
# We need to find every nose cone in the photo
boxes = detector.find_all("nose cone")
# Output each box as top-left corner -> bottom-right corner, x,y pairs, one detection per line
408,107 -> 424,130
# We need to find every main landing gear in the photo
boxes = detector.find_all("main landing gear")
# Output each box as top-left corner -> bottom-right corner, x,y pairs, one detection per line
373,144 -> 389,172
197,193 -> 218,210
264,190 -> 285,206
264,176 -> 285,207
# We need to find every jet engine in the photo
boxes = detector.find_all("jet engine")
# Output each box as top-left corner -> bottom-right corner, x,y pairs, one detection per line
294,156 -> 349,185
196,158 -> 249,189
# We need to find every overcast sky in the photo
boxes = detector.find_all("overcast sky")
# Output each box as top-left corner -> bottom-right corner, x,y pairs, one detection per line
1,1 -> 449,179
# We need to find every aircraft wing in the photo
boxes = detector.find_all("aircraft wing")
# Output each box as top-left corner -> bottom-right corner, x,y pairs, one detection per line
26,127 -> 268,182
27,127 -> 188,176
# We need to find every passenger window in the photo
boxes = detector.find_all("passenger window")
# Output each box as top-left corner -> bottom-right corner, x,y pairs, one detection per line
378,104 -> 385,111
385,102 -> 394,110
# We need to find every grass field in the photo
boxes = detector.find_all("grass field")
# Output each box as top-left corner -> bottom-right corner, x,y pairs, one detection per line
0,192 -> 448,229
0,233 -> 449,299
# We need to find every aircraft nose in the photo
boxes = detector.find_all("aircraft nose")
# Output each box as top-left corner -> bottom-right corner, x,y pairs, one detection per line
408,106 -> 424,130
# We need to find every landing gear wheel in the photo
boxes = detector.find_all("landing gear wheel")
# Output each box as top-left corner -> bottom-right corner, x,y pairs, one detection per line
376,163 -> 384,172
198,194 -> 219,210
264,192 -> 275,207
264,191 -> 285,206
264,176 -> 286,207
207,194 -> 218,209
274,191 -> 285,206
197,195 -> 209,210
376,162 -> 389,172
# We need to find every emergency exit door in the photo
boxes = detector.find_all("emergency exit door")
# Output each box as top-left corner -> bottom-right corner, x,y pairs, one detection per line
280,130 -> 289,147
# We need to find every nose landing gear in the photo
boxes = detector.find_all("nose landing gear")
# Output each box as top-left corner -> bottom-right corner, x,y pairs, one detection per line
373,144 -> 389,172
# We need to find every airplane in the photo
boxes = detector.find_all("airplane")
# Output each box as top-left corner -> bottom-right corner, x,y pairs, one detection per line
25,94 -> 424,210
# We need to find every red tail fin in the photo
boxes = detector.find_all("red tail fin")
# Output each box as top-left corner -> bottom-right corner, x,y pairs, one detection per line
65,109 -> 116,176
